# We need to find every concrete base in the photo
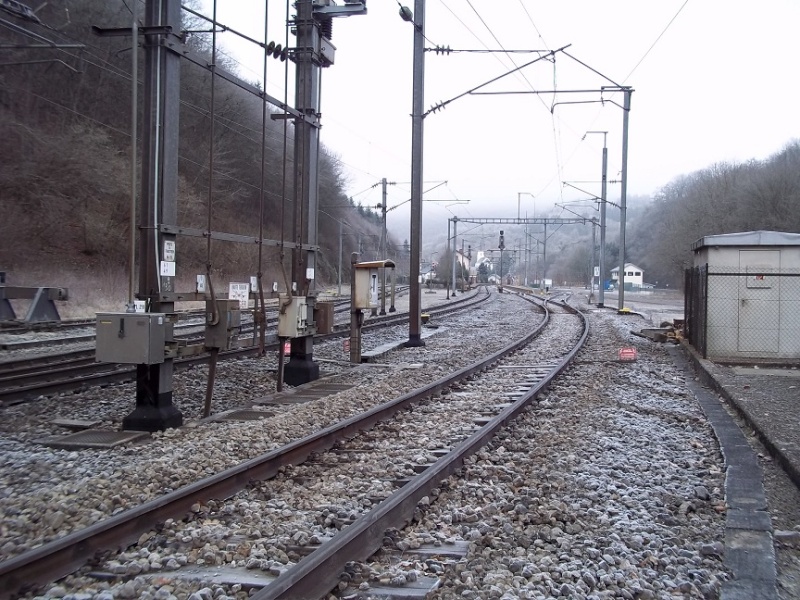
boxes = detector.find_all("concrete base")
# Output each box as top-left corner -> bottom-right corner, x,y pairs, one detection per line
283,357 -> 320,387
404,335 -> 425,348
123,401 -> 183,432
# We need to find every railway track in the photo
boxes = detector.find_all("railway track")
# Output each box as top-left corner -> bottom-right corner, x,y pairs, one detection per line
0,288 -> 411,343
0,292 -> 587,598
0,288 -> 481,406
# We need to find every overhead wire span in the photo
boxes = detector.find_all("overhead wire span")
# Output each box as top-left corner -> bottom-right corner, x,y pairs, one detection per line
515,0 -> 547,48
462,0 -> 550,108
424,44 -> 569,117
426,47 -> 551,54
433,0 -> 565,194
436,0 -> 541,103
623,0 -> 689,83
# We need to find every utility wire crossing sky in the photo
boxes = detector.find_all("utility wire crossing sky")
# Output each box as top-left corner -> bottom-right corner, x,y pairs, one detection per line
200,0 -> 800,233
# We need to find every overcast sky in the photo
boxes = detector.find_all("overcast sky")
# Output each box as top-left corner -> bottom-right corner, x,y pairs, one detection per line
198,0 -> 800,240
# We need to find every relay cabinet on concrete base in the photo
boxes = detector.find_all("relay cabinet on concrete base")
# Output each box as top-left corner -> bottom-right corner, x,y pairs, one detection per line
96,312 -> 166,365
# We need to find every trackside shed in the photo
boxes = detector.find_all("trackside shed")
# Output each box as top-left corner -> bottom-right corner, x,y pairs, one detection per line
685,230 -> 800,362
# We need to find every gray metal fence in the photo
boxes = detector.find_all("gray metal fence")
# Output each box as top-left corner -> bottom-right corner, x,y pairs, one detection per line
685,265 -> 800,360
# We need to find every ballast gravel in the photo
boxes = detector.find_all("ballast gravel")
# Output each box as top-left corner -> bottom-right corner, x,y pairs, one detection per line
0,289 -> 797,599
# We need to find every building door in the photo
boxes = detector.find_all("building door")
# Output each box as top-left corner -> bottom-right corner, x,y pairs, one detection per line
737,250 -> 781,353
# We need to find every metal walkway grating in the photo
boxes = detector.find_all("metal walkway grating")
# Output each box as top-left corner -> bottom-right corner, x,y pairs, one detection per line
216,409 -> 274,421
35,430 -> 150,449
257,382 -> 354,406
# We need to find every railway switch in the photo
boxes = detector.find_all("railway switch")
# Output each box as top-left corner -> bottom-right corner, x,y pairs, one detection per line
95,312 -> 167,365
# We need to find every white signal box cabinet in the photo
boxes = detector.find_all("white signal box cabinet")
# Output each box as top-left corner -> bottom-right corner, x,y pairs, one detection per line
96,312 -> 166,364
352,259 -> 395,309
278,296 -> 315,338
353,268 -> 379,309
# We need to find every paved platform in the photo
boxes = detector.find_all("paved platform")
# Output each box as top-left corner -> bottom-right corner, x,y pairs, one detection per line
684,345 -> 800,497
680,342 -> 800,599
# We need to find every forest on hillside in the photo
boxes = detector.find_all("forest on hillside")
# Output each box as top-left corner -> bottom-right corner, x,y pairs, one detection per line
524,140 -> 800,289
628,141 -> 800,284
1,0 -> 798,296
0,0 -> 385,290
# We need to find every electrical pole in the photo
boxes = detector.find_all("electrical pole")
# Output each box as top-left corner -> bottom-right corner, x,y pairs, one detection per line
124,0 -> 183,432
379,178 -> 387,315
446,218 -> 451,299
337,219 -> 343,296
617,89 -> 632,313
285,0 -> 366,384
405,0 -> 425,347
590,219 -> 597,296
498,230 -> 505,293
451,216 -> 458,296
599,133 -> 608,306
285,0 -> 322,385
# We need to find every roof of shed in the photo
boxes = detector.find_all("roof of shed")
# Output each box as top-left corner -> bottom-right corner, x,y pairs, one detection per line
610,263 -> 643,273
692,230 -> 800,251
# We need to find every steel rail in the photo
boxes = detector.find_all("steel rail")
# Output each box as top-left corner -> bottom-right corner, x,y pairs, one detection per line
252,298 -> 588,599
0,349 -> 96,374
0,288 -> 533,597
0,289 -> 488,405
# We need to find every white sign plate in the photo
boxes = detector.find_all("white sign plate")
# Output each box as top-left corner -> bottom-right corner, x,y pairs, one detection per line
229,282 -> 250,309
160,261 -> 176,277
163,240 -> 176,262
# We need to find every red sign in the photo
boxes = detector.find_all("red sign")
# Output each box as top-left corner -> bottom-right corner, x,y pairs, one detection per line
343,339 -> 350,352
618,347 -> 638,362
283,341 -> 290,356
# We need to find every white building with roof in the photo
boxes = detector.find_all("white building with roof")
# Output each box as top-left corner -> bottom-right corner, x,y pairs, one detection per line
610,263 -> 645,289
687,230 -> 800,362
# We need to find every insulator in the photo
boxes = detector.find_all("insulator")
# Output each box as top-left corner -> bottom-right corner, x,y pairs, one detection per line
272,43 -> 283,59
399,6 -> 413,22
320,18 -> 333,40
267,41 -> 276,54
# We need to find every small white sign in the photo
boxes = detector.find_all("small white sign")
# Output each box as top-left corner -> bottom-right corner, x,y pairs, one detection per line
163,240 -> 176,262
229,282 -> 250,309
196,274 -> 206,293
160,261 -> 176,277
250,276 -> 258,290
306,267 -> 315,281
594,266 -> 600,277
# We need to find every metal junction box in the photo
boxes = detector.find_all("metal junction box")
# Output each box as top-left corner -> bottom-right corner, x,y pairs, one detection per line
278,295 -> 316,338
205,299 -> 242,349
96,312 -> 166,364
314,301 -> 335,334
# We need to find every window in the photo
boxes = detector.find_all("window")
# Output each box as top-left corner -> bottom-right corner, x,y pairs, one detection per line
634,271 -> 641,276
